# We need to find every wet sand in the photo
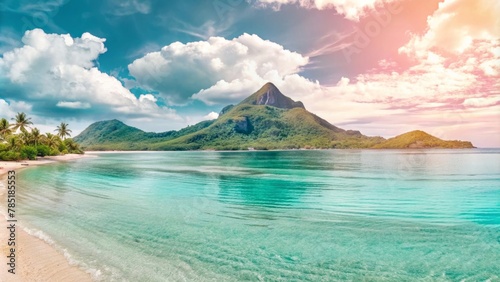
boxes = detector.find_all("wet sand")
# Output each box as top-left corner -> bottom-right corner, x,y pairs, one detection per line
0,154 -> 95,281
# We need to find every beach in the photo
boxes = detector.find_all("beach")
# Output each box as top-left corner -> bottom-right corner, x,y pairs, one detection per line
0,154 -> 94,282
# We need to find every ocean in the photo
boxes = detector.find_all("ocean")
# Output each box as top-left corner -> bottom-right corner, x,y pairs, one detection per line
17,149 -> 500,281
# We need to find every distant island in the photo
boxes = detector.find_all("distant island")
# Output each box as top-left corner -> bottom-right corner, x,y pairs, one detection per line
75,83 -> 474,150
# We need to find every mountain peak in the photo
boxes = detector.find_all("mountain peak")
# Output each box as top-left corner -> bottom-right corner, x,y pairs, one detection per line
260,82 -> 279,91
241,82 -> 305,110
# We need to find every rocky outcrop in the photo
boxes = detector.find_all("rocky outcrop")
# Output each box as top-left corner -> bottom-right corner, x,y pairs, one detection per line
242,82 -> 305,110
234,117 -> 252,134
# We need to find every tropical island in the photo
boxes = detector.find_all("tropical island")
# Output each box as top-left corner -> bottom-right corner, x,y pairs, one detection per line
1,83 -> 474,158
0,112 -> 83,161
74,83 -> 474,151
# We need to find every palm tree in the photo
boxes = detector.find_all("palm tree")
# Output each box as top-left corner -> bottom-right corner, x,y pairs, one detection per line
43,133 -> 60,148
0,118 -> 11,135
55,122 -> 72,140
10,112 -> 33,133
7,136 -> 23,151
32,128 -> 41,146
19,129 -> 32,145
64,138 -> 79,151
0,118 -> 11,142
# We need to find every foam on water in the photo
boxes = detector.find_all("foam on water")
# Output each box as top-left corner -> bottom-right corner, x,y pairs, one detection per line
21,225 -> 104,280
15,149 -> 500,281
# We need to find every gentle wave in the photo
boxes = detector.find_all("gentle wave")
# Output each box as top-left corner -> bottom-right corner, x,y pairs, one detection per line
21,225 -> 104,281
14,150 -> 500,281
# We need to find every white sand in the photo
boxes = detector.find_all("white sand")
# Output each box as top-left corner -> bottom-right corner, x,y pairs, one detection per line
0,154 -> 94,281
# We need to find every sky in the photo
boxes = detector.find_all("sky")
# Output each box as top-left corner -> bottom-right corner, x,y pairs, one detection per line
0,0 -> 499,147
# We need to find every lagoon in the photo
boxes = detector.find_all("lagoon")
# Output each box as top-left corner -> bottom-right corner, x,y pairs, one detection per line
17,149 -> 500,281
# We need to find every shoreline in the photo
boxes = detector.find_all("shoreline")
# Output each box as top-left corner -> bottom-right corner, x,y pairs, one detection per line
83,147 -> 481,153
0,154 -> 95,282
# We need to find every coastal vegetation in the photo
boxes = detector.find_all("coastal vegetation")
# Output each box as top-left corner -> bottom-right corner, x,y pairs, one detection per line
0,112 -> 83,161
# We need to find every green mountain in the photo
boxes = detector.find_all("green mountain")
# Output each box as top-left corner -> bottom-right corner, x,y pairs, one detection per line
74,119 -> 215,150
372,130 -> 474,149
75,83 -> 474,150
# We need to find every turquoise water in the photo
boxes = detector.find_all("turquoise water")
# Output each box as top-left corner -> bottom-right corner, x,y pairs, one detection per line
17,150 -> 500,281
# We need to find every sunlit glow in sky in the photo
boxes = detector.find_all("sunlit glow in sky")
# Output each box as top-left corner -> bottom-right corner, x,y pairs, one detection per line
0,0 -> 498,146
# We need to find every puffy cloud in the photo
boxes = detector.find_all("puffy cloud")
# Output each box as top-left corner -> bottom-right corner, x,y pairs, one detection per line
162,0 -> 498,145
2,29 -> 106,83
0,29 -> 180,122
126,13 -> 497,146
103,0 -> 500,147
128,33 -> 308,105
297,53 -> 496,145
399,0 -> 500,57
346,66 -> 478,104
203,112 -> 219,120
279,73 -> 499,147
398,0 -> 500,79
336,77 -> 350,87
0,99 -> 33,119
193,78 -> 267,106
290,0 -> 499,146
255,0 -> 400,21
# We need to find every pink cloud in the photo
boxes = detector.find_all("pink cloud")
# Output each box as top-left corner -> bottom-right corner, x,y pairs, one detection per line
269,0 -> 500,147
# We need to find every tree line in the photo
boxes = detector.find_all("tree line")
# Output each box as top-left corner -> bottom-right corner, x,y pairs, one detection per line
0,112 -> 83,161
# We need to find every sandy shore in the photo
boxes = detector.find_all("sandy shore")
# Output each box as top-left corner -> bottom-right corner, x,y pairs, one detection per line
0,154 -> 95,281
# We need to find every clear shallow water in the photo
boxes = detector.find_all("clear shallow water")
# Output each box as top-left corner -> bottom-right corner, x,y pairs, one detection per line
17,149 -> 500,281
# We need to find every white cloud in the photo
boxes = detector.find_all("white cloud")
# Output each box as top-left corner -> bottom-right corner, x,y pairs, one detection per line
336,77 -> 350,87
125,19 -> 496,146
0,29 -> 180,121
56,101 -> 92,109
92,0 -> 500,146
204,112 -> 219,120
255,0 -> 401,21
193,78 -> 266,106
138,94 -> 157,103
290,0 -> 499,147
128,33 -> 309,105
463,96 -> 500,108
399,0 -> 500,57
0,99 -> 34,122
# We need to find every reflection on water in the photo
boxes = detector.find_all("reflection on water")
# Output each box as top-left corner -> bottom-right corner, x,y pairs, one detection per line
16,149 -> 500,281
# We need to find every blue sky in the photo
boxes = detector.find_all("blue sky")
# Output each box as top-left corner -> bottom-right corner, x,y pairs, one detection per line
1,0 -> 359,80
0,0 -> 498,146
